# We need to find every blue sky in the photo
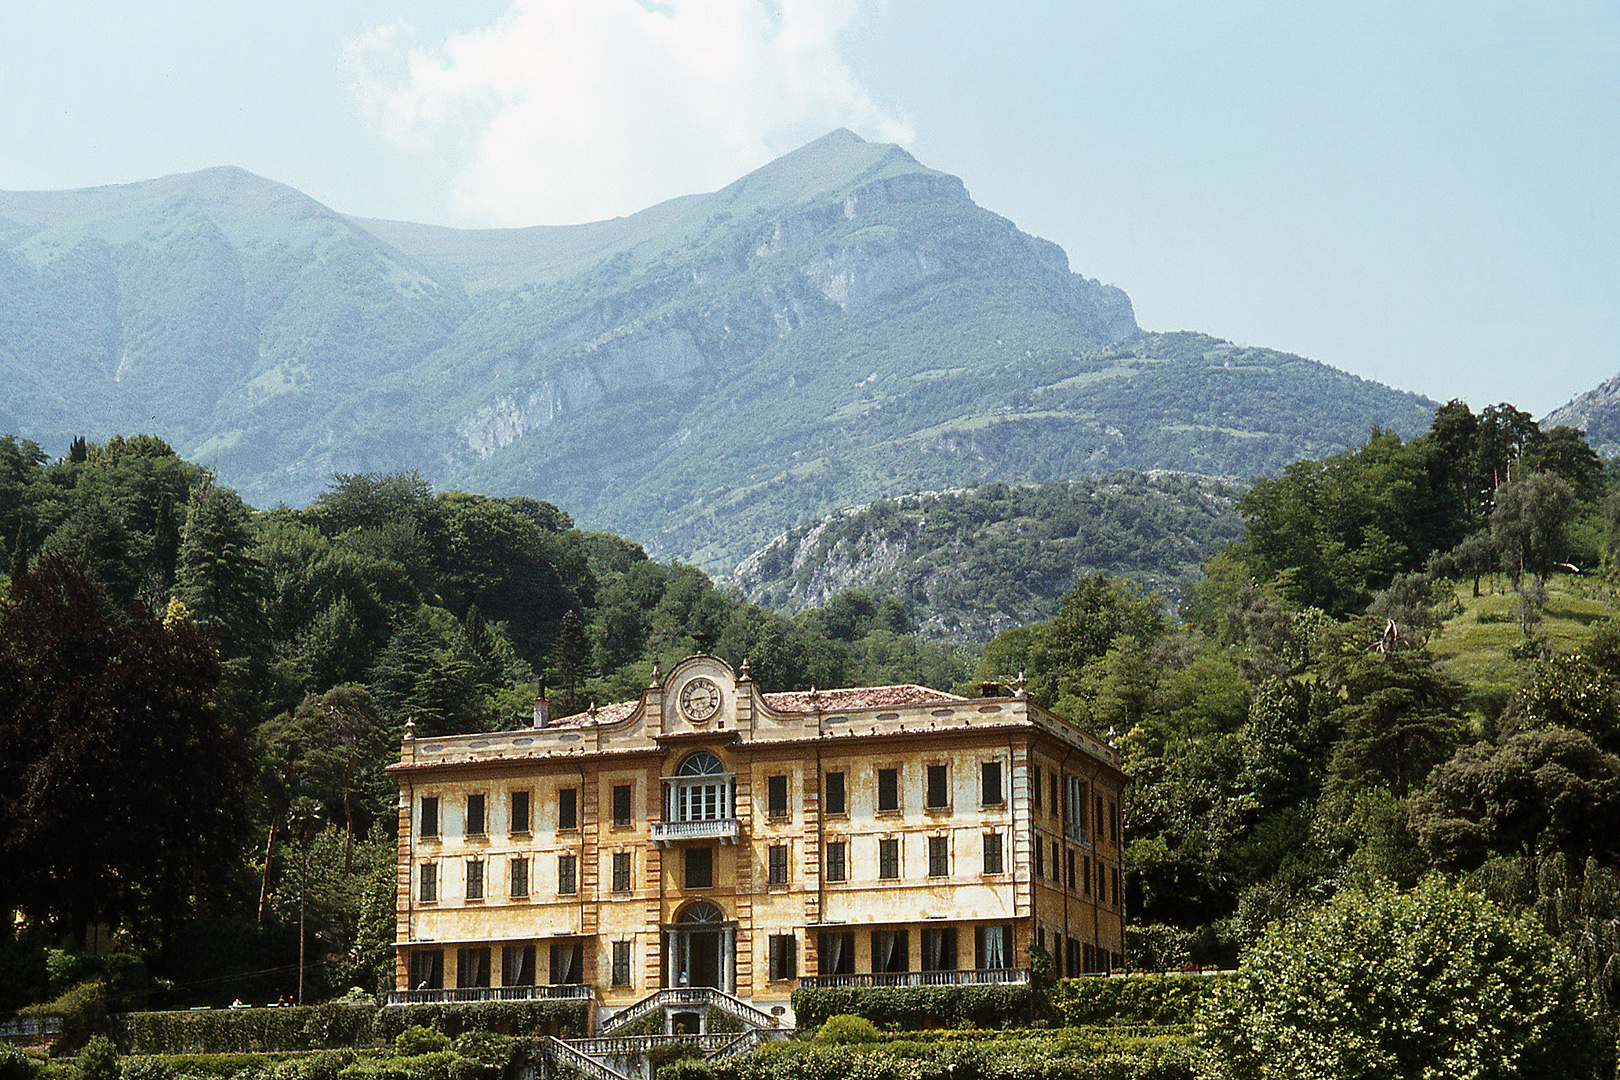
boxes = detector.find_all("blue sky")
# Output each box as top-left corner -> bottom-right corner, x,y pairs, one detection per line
2,0 -> 1615,417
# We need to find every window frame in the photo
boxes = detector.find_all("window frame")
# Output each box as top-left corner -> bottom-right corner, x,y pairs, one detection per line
980,761 -> 1004,807
466,793 -> 487,837
558,787 -> 578,832
419,862 -> 438,903
465,858 -> 484,900
612,784 -> 634,829
982,832 -> 1004,875
878,836 -> 900,879
768,934 -> 797,981
768,843 -> 789,885
825,840 -> 847,883
685,845 -> 714,890
558,854 -> 578,895
611,940 -> 632,987
420,796 -> 440,839
824,771 -> 847,816
612,850 -> 632,893
767,774 -> 790,819
877,768 -> 900,813
510,856 -> 529,898
927,834 -> 949,878
925,763 -> 950,810
510,790 -> 531,835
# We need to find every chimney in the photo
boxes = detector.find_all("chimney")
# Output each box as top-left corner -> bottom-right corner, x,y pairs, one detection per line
978,681 -> 1004,699
534,682 -> 551,729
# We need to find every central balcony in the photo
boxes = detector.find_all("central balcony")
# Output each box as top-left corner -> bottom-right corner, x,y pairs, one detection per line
650,818 -> 740,846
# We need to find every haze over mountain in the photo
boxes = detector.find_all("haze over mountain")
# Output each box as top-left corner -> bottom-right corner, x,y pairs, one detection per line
0,130 -> 1435,572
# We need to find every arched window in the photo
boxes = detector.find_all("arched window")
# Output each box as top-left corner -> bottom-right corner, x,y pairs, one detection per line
668,751 -> 732,822
678,901 -> 724,924
679,751 -> 724,777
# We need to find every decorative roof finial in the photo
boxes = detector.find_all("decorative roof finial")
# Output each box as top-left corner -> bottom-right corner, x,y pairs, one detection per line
1015,669 -> 1028,699
404,714 -> 416,740
808,686 -> 821,712
650,659 -> 662,687
693,631 -> 712,655
738,657 -> 752,683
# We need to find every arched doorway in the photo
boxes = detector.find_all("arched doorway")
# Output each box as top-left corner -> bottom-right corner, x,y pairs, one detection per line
667,900 -> 732,992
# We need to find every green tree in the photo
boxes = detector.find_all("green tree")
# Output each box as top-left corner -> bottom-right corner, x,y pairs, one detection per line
1197,878 -> 1603,1079
175,480 -> 269,661
1490,471 -> 1577,590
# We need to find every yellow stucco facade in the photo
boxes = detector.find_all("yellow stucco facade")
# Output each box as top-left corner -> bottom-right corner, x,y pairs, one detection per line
388,653 -> 1127,1026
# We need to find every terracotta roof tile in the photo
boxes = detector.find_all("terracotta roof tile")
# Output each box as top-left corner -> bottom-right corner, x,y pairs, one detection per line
763,685 -> 968,712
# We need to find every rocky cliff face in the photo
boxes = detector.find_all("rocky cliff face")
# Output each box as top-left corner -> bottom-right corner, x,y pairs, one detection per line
1544,373 -> 1620,457
0,131 -> 1430,569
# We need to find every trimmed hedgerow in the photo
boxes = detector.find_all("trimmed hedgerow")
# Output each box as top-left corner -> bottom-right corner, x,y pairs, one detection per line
789,984 -> 1035,1033
662,1030 -> 1194,1080
370,1002 -> 585,1043
1049,976 -> 1232,1029
113,1007 -> 375,1055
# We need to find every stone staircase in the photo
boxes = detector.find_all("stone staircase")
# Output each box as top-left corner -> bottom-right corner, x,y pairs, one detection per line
536,989 -> 791,1080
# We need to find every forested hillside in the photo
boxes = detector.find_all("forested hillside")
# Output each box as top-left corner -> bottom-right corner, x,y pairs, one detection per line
0,433 -> 974,1010
965,401 -> 1620,1048
735,472 -> 1244,640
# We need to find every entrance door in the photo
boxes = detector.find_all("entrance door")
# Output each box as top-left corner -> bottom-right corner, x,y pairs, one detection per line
685,931 -> 720,989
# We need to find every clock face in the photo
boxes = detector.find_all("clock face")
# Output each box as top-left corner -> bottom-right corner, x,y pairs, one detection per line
679,677 -> 722,722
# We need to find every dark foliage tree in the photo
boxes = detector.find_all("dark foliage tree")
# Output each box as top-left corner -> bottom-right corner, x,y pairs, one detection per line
0,557 -> 249,946
176,480 -> 269,661
1411,728 -> 1620,871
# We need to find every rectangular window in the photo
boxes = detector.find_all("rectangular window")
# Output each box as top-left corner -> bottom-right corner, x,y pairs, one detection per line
1083,855 -> 1091,897
1031,766 -> 1042,811
921,927 -> 957,972
611,940 -> 631,987
613,784 -> 633,828
420,796 -> 440,838
1033,840 -> 1044,879
1066,849 -> 1076,890
1037,926 -> 1046,954
768,844 -> 789,885
511,791 -> 531,835
510,857 -> 529,898
767,774 -> 789,818
685,846 -> 713,890
1114,867 -> 1122,907
1051,840 -> 1060,880
983,832 -> 1004,875
768,934 -> 797,981
558,854 -> 577,895
1084,942 -> 1096,974
419,863 -> 437,902
1110,801 -> 1119,844
825,771 -> 846,815
502,945 -> 535,986
466,859 -> 484,899
1067,938 -> 1080,977
612,851 -> 632,892
877,768 -> 899,812
825,841 -> 847,882
878,837 -> 900,879
457,946 -> 491,988
410,948 -> 443,990
975,925 -> 1011,970
1064,775 -> 1087,842
1096,795 -> 1105,841
559,788 -> 577,831
927,835 -> 949,877
467,793 -> 486,837
1050,774 -> 1059,818
819,930 -> 855,975
981,762 -> 1003,806
871,929 -> 909,973
550,940 -> 583,985
926,764 -> 949,809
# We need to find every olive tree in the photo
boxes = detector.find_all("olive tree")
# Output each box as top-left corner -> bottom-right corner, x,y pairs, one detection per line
1197,877 -> 1602,1079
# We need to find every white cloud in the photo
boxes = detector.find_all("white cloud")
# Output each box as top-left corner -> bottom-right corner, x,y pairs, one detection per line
347,0 -> 913,226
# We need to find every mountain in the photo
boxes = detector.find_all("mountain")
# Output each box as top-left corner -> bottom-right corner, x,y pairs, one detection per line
735,472 -> 1246,641
0,130 -> 1435,572
1543,373 -> 1620,457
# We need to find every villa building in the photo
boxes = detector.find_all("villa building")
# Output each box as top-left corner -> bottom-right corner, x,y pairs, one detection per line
388,651 -> 1127,1027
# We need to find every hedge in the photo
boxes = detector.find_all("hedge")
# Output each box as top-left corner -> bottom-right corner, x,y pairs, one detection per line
789,984 -> 1035,1033
662,1031 -> 1195,1080
1048,976 -> 1233,1028
112,1002 -> 587,1056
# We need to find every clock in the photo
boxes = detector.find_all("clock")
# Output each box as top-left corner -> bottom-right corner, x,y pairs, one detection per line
679,677 -> 722,722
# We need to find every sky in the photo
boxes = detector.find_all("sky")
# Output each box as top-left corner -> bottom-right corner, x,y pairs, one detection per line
1,0 -> 1616,418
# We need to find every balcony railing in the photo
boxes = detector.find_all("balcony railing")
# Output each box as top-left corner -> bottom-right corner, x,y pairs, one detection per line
797,968 -> 1030,989
387,984 -> 590,1004
650,818 -> 740,845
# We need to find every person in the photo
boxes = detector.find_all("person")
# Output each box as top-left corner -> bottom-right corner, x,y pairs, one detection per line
230,998 -> 247,1009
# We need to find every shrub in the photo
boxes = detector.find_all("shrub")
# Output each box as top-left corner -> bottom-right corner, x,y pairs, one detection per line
75,1039 -> 117,1080
371,1002 -> 586,1043
448,1033 -> 519,1080
392,1031 -> 448,1059
25,981 -> 108,1055
789,983 -> 1034,1032
1051,975 -> 1231,1028
113,1006 -> 374,1055
0,1047 -> 38,1080
810,1015 -> 881,1045
1197,877 -> 1605,1079
117,1060 -> 174,1080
